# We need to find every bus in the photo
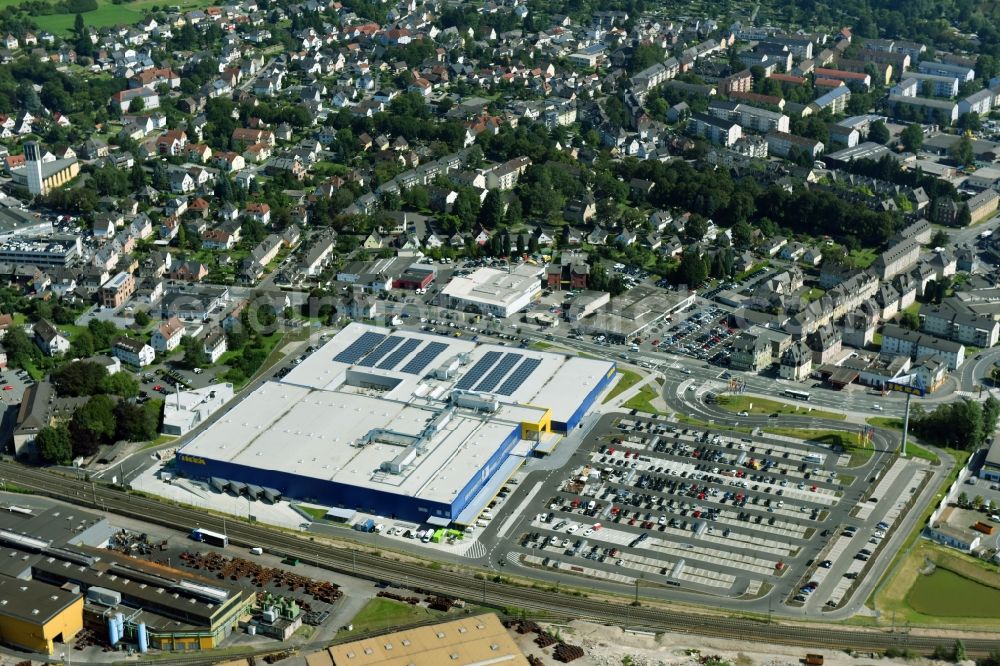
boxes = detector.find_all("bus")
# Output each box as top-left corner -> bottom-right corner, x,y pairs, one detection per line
783,389 -> 811,401
190,528 -> 228,547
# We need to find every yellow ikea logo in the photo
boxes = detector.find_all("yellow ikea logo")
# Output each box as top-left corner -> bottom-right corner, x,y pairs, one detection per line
180,455 -> 206,465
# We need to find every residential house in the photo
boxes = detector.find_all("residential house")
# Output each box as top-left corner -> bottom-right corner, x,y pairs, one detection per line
33,319 -> 69,356
112,337 -> 155,367
151,316 -> 185,352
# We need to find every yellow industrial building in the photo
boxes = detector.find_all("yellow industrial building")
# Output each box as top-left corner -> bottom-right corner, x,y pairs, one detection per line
0,576 -> 83,654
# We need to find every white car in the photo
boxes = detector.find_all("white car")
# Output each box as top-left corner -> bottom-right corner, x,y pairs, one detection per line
566,524 -> 579,534
872,404 -> 883,411
583,528 -> 594,537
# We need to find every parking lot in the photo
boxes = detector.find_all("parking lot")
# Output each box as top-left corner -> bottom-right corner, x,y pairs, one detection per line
512,413 -> 887,606
655,304 -> 736,366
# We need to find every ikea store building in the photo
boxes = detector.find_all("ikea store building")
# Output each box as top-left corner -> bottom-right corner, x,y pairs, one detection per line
176,323 -> 615,525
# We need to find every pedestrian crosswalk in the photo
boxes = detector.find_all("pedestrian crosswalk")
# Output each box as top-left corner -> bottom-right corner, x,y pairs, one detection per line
466,541 -> 486,558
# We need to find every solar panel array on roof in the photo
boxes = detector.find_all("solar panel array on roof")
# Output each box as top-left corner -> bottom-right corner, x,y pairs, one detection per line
474,352 -> 521,393
376,338 -> 421,369
399,341 -> 449,374
333,332 -> 386,364
356,336 -> 404,367
454,351 -> 502,390
497,357 -> 542,395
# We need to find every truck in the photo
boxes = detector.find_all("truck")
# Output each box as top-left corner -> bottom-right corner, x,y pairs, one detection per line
804,655 -> 824,666
190,528 -> 228,547
973,521 -> 995,535
354,518 -> 376,533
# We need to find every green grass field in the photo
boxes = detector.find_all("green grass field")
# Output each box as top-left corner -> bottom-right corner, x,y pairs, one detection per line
346,598 -> 445,635
907,568 -> 1000,618
762,427 -> 873,466
716,395 -> 845,421
28,0 -> 211,34
602,369 -> 642,404
865,417 -> 940,463
623,384 -> 662,414
849,247 -> 878,269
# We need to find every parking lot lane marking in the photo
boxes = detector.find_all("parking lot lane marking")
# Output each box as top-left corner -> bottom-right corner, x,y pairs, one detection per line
497,481 -> 543,539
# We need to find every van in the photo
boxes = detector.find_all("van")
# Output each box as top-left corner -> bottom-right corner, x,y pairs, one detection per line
476,519 -> 488,528
249,547 -> 263,556
481,511 -> 494,521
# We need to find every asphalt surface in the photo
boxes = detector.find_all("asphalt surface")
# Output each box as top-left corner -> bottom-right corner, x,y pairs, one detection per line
4,461 -> 997,658
65,268 -> 959,623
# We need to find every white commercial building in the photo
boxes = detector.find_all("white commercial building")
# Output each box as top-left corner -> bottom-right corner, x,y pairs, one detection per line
161,383 -> 235,435
440,264 -> 543,318
175,323 -> 616,524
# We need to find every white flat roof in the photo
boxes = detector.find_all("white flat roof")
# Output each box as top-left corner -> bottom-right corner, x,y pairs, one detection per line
440,265 -> 542,308
180,323 -> 614,504
280,323 -> 614,423
181,383 -> 523,503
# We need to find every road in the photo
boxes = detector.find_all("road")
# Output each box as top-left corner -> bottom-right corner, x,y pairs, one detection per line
3,461 -> 996,657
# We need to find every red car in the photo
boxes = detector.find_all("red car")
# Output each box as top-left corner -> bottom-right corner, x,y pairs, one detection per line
153,384 -> 162,390
2,386 -> 11,391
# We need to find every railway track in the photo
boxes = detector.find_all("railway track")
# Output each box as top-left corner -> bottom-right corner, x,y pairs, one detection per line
3,462 -> 991,656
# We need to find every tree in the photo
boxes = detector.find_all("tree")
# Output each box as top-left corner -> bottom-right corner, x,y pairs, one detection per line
72,13 -> 85,40
73,14 -> 92,57
69,330 -> 95,358
731,220 -> 753,248
52,361 -> 108,396
177,336 -> 208,370
868,120 -> 890,144
479,190 -> 504,228
899,310 -> 920,330
949,135 -> 975,167
629,44 -> 664,74
114,401 -> 157,442
3,327 -> 37,369
954,639 -> 967,662
101,372 -> 139,399
677,247 -> 708,287
684,216 -> 708,242
900,124 -> 924,153
930,230 -> 950,247
133,310 -> 151,327
37,425 -> 73,464
958,491 -> 969,508
87,319 -> 120,350
69,394 -> 117,456
956,203 -> 972,227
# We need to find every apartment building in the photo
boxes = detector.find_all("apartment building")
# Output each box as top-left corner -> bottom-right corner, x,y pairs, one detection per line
920,300 -> 1000,348
708,100 -> 790,133
872,239 -> 920,280
880,324 -> 966,370
900,71 -> 959,98
765,131 -> 824,159
99,271 -> 136,309
687,113 -> 742,147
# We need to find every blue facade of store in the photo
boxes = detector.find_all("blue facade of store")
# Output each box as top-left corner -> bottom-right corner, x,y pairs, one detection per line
551,362 -> 617,432
176,422 -> 524,523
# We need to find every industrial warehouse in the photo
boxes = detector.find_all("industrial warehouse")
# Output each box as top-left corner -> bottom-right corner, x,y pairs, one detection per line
176,323 -> 616,524
0,504 -> 253,655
